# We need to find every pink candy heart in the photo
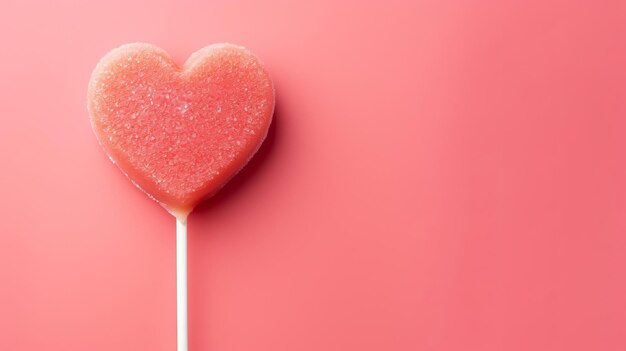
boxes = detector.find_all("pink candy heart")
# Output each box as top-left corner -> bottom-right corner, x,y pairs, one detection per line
88,43 -> 275,220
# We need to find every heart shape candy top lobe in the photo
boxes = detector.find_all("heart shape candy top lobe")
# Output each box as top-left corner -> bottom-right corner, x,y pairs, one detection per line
88,43 -> 274,220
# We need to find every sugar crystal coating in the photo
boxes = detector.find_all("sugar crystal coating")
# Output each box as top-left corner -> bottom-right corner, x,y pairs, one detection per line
88,43 -> 274,219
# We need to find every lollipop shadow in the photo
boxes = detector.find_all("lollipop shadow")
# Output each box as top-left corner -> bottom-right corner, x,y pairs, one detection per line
192,102 -> 280,219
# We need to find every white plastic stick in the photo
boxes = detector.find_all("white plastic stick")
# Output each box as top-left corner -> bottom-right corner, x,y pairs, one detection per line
176,218 -> 188,351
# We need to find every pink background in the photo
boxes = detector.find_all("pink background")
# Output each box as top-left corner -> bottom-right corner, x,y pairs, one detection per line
1,0 -> 626,350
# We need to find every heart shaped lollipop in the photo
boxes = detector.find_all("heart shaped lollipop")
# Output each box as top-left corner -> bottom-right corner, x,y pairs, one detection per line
88,43 -> 274,220
87,43 -> 275,351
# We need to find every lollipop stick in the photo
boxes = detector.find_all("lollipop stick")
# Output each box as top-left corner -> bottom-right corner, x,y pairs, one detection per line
176,218 -> 188,351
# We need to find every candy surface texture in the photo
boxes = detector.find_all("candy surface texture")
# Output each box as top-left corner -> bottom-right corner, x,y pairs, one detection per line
88,43 -> 274,219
